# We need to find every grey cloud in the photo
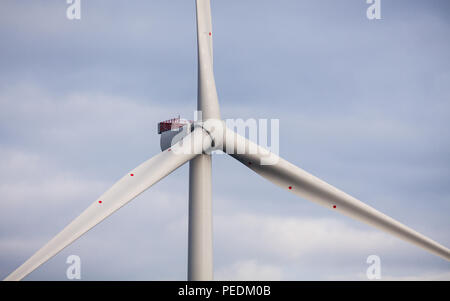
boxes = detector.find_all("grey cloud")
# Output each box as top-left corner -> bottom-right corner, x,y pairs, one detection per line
0,0 -> 449,280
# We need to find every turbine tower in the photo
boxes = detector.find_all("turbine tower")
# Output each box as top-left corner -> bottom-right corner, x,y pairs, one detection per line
4,0 -> 450,281
188,0 -> 219,281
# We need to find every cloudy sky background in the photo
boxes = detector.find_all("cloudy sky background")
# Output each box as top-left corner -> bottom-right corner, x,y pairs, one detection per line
0,0 -> 449,280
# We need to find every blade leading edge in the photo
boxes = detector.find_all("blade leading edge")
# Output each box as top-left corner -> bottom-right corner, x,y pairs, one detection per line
223,127 -> 450,261
4,127 -> 213,281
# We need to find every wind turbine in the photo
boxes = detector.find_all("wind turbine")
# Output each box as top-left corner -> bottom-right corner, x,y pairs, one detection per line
4,0 -> 450,281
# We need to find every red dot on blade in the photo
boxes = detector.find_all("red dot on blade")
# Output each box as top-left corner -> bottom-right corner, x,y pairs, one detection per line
130,174 -> 134,177
333,205 -> 336,208
289,186 -> 292,190
98,201 -> 102,204
209,32 -> 212,36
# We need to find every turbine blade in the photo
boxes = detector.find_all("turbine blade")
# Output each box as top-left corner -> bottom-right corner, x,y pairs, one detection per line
222,128 -> 450,261
196,0 -> 221,120
4,127 -> 213,281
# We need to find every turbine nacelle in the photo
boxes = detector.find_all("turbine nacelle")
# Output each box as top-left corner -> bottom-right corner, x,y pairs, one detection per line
158,116 -> 192,151
158,116 -> 225,154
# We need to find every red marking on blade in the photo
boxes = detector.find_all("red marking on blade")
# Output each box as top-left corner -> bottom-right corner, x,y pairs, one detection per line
333,205 -> 336,208
98,201 -> 102,204
289,186 -> 292,190
130,173 -> 134,177
209,32 -> 212,36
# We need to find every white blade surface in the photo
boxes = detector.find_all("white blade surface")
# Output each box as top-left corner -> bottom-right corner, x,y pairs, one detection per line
223,128 -> 450,261
196,0 -> 220,120
4,128 -> 213,281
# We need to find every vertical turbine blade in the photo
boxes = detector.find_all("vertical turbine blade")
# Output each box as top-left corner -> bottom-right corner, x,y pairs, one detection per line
196,0 -> 221,120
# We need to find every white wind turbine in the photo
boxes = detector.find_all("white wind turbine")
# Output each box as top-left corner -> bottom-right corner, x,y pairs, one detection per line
4,0 -> 450,281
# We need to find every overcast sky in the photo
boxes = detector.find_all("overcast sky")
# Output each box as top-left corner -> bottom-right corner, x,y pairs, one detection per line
0,0 -> 449,280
